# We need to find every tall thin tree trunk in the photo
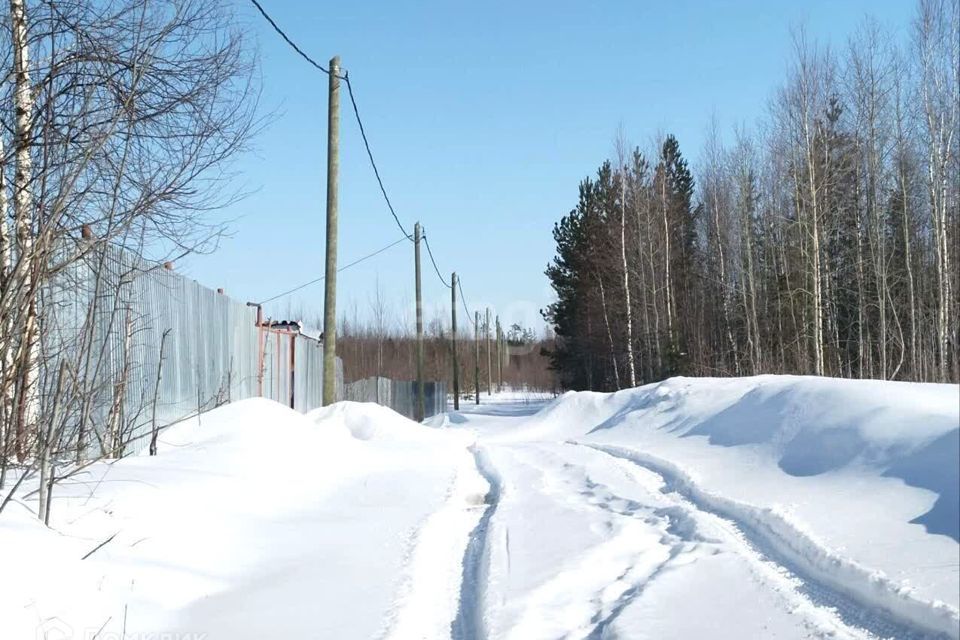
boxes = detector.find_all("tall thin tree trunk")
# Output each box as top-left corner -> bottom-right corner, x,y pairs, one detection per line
619,171 -> 636,387
10,0 -> 37,459
635,208 -> 653,382
596,274 -> 620,390
805,136 -> 825,376
741,183 -> 762,371
855,192 -> 869,377
660,176 -> 676,349
643,200 -> 663,376
0,136 -> 12,478
899,162 -> 919,379
711,183 -> 740,374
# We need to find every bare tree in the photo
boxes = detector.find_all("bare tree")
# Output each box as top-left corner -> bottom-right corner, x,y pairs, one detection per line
0,0 -> 260,520
614,130 -> 637,386
915,0 -> 959,381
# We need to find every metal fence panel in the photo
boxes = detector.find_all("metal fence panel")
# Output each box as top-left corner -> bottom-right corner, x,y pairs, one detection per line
343,376 -> 447,421
43,242 -> 341,457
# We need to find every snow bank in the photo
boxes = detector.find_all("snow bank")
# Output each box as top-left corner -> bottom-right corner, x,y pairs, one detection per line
308,400 -> 464,443
501,376 -> 960,636
0,397 -> 478,639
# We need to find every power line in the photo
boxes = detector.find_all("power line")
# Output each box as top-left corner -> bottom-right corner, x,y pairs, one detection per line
257,236 -> 408,305
249,0 -> 331,75
343,72 -> 413,241
247,2 -> 423,253
457,276 -> 476,327
248,1 -> 481,326
421,231 -> 451,289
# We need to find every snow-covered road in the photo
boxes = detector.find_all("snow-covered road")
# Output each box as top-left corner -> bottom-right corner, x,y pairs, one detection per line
2,376 -> 958,639
472,439 -> 856,639
444,395 -> 954,640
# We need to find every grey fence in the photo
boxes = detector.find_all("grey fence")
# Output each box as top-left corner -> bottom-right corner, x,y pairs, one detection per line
259,326 -> 344,413
343,376 -> 447,421
42,241 -> 342,457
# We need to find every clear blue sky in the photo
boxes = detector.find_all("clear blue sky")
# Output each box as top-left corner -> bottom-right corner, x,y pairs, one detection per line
182,0 -> 914,333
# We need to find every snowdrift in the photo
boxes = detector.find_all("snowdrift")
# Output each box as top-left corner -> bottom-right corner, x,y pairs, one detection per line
498,375 -> 960,637
0,397 -> 481,640
521,376 -> 959,538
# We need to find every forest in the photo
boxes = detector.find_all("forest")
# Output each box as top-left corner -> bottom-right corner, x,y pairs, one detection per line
544,0 -> 959,391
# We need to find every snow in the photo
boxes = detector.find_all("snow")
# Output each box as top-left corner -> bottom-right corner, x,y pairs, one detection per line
469,376 -> 960,639
1,375 -> 957,639
1,399 -> 481,639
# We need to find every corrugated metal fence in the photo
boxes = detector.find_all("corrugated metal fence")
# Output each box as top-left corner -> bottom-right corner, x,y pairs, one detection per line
342,377 -> 447,421
40,241 -> 449,458
44,242 -> 341,457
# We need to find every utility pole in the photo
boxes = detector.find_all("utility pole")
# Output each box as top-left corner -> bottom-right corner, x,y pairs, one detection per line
496,316 -> 503,392
322,55 -> 340,406
414,222 -> 424,421
503,323 -> 510,379
474,310 -> 480,404
485,308 -> 492,396
451,272 -> 460,410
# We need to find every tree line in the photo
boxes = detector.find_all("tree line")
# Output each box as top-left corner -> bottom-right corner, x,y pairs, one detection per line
330,297 -> 557,396
544,0 -> 958,390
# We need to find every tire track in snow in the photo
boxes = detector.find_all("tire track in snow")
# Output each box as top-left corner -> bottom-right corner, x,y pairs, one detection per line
539,443 -> 856,640
451,445 -> 501,640
379,447 -> 489,640
493,443 -> 716,640
583,443 -> 959,640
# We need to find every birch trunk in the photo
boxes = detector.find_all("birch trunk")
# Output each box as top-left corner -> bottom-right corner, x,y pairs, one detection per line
596,274 -> 620,390
899,157 -> 919,378
741,180 -> 762,371
803,119 -> 825,375
710,179 -> 740,374
634,198 -> 653,382
917,0 -> 959,381
0,137 -> 11,471
660,173 -> 676,349
641,199 -> 663,376
10,0 -> 38,457
619,170 -> 636,387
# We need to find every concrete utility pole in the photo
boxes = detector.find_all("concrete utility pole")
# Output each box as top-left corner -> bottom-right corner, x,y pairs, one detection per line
451,272 -> 460,410
503,324 -> 509,377
321,56 -> 340,406
414,222 -> 424,421
496,316 -> 503,392
485,308 -> 492,396
474,310 -> 480,404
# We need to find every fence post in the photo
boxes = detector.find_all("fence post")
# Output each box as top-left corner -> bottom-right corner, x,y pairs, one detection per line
289,334 -> 296,409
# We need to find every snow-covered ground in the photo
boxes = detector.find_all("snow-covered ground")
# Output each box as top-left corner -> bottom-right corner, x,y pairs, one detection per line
1,376 -> 957,639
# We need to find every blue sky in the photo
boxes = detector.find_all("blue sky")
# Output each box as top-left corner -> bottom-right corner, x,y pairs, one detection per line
182,0 -> 915,333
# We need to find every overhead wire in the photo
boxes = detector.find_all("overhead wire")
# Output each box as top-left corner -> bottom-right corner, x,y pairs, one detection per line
343,73 -> 413,241
421,231 -> 451,289
257,236 -> 408,305
249,1 -> 483,323
249,0 -> 331,74
249,1 -> 410,240
457,276 -> 476,327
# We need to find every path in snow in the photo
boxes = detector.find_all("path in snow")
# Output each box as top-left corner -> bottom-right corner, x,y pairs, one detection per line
447,395 -> 955,640
3,387 -> 954,639
588,444 -> 954,640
